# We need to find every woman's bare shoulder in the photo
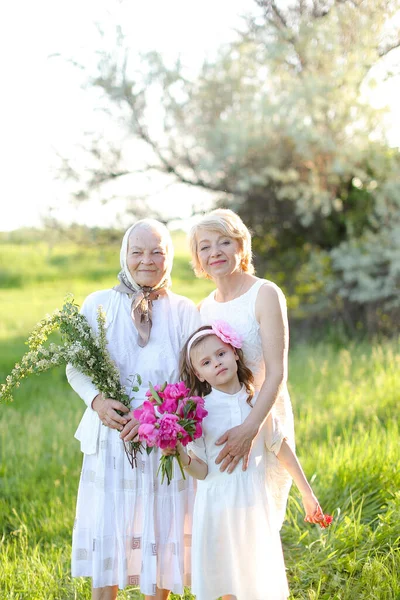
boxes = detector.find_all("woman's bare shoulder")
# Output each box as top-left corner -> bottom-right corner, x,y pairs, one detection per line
257,280 -> 285,300
255,280 -> 287,320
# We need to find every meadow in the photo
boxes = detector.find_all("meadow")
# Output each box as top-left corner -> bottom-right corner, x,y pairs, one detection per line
0,234 -> 399,599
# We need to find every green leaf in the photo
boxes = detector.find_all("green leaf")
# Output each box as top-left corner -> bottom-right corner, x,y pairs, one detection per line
176,455 -> 186,480
148,381 -> 163,405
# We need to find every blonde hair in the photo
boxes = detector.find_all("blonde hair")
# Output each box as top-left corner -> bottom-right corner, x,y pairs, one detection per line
189,209 -> 254,279
179,326 -> 255,404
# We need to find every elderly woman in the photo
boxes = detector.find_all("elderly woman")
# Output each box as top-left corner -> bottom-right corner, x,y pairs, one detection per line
67,219 -> 200,600
189,208 -> 295,526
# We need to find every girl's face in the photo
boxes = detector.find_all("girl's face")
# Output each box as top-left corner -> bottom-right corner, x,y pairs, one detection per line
196,228 -> 242,279
191,335 -> 240,393
127,227 -> 168,287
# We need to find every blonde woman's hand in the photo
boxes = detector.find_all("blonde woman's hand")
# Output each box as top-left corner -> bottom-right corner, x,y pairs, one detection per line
215,422 -> 258,473
92,393 -> 129,431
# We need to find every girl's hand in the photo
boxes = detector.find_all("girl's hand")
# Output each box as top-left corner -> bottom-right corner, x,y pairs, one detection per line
215,422 -> 258,473
161,443 -> 189,463
302,492 -> 324,524
161,446 -> 177,456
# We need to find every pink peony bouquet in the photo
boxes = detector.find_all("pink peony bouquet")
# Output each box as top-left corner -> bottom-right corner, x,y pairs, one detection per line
133,381 -> 208,485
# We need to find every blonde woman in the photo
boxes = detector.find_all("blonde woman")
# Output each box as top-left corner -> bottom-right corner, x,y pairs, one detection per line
189,208 -> 295,525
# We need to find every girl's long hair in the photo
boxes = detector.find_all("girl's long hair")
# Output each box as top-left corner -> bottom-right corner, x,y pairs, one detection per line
179,326 -> 255,405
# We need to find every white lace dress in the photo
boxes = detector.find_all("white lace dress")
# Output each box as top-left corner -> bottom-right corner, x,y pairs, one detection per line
200,279 -> 295,527
189,386 -> 289,600
66,288 -> 201,593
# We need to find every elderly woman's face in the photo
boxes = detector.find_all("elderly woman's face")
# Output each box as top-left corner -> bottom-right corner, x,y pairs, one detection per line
196,228 -> 242,279
127,227 -> 168,287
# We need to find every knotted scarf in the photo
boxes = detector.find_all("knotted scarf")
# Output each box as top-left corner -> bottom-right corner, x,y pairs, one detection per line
113,271 -> 168,347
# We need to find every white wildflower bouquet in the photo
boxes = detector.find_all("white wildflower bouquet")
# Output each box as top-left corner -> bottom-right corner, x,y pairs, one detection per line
0,295 -> 142,465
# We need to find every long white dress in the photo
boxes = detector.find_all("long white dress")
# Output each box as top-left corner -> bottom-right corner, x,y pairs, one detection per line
66,288 -> 200,593
189,386 -> 290,600
200,279 -> 295,527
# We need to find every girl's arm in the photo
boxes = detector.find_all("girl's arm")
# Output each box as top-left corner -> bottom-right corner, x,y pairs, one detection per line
216,283 -> 288,472
276,440 -> 324,524
163,443 -> 208,480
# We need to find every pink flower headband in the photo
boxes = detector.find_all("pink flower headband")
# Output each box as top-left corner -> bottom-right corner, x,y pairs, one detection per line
187,320 -> 243,362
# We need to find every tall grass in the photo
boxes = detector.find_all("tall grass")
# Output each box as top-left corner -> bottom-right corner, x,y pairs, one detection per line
284,343 -> 400,599
0,237 -> 399,599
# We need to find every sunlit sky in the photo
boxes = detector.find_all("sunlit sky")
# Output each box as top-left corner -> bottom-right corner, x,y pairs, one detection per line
1,0 -> 399,232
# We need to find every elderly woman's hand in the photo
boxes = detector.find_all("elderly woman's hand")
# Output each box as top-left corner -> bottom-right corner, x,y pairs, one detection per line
92,393 -> 130,431
215,422 -> 259,473
119,411 -> 141,442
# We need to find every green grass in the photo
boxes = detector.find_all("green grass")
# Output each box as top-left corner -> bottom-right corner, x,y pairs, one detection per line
0,237 -> 214,340
0,238 -> 399,599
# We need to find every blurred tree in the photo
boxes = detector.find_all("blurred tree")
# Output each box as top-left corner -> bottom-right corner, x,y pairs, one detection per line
67,0 -> 400,333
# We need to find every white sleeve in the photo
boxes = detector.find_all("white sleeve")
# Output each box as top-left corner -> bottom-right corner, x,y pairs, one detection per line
65,293 -> 100,409
262,411 -> 286,456
181,300 -> 201,343
66,363 -> 99,409
187,436 -> 208,464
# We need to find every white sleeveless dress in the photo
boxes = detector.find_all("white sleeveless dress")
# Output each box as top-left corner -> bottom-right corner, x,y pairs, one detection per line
200,279 -> 295,527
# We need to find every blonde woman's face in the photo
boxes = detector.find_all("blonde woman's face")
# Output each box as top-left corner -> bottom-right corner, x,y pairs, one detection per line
196,228 -> 242,279
127,227 -> 168,287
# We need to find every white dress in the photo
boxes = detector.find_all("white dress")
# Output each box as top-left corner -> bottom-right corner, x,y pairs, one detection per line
200,279 -> 295,526
66,288 -> 201,593
189,386 -> 290,600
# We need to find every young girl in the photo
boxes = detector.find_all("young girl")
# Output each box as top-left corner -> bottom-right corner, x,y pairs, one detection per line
162,322 -> 329,600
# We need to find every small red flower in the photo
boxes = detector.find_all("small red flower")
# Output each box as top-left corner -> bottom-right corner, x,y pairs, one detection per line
318,514 -> 333,529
